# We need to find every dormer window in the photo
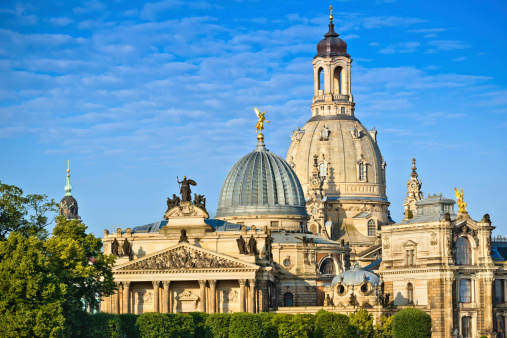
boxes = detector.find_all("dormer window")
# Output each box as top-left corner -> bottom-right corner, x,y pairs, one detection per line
341,107 -> 345,114
319,162 -> 327,178
358,162 -> 366,181
367,219 -> 376,236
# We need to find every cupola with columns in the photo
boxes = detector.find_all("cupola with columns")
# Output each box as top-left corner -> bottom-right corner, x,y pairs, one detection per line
312,6 -> 355,118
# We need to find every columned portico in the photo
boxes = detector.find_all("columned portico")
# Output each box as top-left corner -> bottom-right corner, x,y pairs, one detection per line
152,281 -> 160,313
239,279 -> 247,312
115,282 -> 121,314
249,279 -> 256,313
123,281 -> 131,314
162,281 -> 171,313
199,280 -> 207,312
209,280 -> 217,314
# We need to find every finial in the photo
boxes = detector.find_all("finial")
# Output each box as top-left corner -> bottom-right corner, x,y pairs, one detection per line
65,161 -> 73,196
411,158 -> 418,178
254,107 -> 269,148
455,187 -> 468,214
329,5 -> 333,23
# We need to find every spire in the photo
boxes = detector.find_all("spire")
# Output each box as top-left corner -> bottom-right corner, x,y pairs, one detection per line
65,160 -> 72,196
324,6 -> 339,38
411,158 -> 418,178
329,5 -> 334,24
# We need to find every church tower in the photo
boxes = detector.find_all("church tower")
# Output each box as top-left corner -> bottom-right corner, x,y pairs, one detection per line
287,7 -> 389,250
403,158 -> 423,220
59,161 -> 81,220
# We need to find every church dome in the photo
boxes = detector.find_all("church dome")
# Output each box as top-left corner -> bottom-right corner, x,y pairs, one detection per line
331,262 -> 380,286
216,140 -> 307,218
316,23 -> 348,57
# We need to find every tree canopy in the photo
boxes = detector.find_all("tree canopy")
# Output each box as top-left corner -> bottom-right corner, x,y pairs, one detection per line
0,181 -> 116,337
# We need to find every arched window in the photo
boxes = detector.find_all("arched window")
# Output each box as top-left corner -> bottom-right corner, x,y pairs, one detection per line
283,292 -> 293,307
407,283 -> 414,304
316,108 -> 319,115
368,219 -> 376,236
318,68 -> 324,92
358,163 -> 366,181
456,237 -> 472,265
319,162 -> 327,178
320,258 -> 335,275
333,67 -> 342,94
496,279 -> 505,304
462,316 -> 472,338
341,107 -> 345,114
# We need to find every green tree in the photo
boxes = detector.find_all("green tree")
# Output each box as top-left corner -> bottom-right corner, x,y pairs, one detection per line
373,315 -> 393,338
0,232 -> 66,337
0,180 -> 58,240
349,309 -> 374,337
45,216 -> 116,335
392,308 -> 431,338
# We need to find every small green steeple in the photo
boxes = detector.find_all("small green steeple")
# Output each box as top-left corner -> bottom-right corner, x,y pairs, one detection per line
65,160 -> 72,196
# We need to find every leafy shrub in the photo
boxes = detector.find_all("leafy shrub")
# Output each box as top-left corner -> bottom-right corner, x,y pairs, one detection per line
229,313 -> 262,338
86,312 -> 122,338
349,309 -> 374,338
119,314 -> 141,338
373,315 -> 393,338
168,313 -> 195,338
257,312 -> 277,338
189,312 -> 210,338
277,314 -> 315,338
315,311 -> 353,338
392,308 -> 431,338
136,312 -> 172,338
206,313 -> 231,338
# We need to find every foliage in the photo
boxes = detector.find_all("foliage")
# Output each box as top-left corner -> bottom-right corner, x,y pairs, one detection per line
85,312 -> 122,338
0,180 -> 58,240
257,312 -> 277,338
136,312 -> 173,337
349,309 -> 374,338
228,313 -> 262,338
315,311 -> 354,338
0,232 -> 66,338
392,308 -> 431,338
205,313 -> 231,338
189,312 -> 210,338
119,314 -> 141,338
170,313 -> 195,338
373,315 -> 393,338
279,314 -> 315,338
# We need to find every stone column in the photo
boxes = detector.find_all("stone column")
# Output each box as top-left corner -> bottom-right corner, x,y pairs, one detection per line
484,277 -> 494,333
199,280 -> 207,312
209,280 -> 217,314
261,280 -> 268,312
444,277 -> 454,337
152,281 -> 160,313
162,281 -> 170,313
115,282 -> 121,314
248,279 -> 256,313
239,279 -> 247,312
123,281 -> 131,314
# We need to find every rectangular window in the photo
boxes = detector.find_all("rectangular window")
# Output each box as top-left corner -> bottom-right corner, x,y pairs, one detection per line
496,280 -> 505,304
462,316 -> 471,338
406,250 -> 415,266
270,221 -> 279,227
460,279 -> 472,303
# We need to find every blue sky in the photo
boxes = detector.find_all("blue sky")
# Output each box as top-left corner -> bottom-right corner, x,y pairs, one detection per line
1,0 -> 506,237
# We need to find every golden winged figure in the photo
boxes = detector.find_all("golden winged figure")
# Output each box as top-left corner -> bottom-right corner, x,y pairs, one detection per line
254,107 -> 270,133
454,187 -> 467,213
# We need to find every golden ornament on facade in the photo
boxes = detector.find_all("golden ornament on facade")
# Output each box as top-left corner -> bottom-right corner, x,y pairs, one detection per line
455,187 -> 467,213
254,107 -> 269,133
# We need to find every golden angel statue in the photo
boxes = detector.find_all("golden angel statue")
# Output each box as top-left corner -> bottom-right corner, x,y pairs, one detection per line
455,187 -> 467,213
254,107 -> 270,133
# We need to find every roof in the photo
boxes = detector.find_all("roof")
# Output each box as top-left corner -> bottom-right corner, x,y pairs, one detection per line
131,220 -> 168,233
331,262 -> 380,286
216,139 -> 307,218
270,231 -> 340,245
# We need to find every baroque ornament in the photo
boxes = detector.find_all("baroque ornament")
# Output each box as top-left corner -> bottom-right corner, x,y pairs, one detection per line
119,246 -> 245,270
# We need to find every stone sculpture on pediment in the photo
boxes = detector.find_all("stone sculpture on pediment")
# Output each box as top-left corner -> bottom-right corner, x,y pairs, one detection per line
178,176 -> 197,202
122,238 -> 131,258
119,246 -> 245,270
111,237 -> 119,256
166,194 -> 181,212
237,235 -> 248,255
193,193 -> 206,212
248,235 -> 258,256
179,229 -> 189,243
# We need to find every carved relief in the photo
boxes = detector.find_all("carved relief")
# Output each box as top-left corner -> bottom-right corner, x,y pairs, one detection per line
383,237 -> 390,250
119,246 -> 246,270
136,291 -> 153,304
290,128 -> 304,142
430,232 -> 437,246
452,223 -> 479,246
350,124 -> 361,139
222,290 -> 239,302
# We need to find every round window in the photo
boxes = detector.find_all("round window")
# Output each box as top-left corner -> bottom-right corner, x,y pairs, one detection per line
338,285 -> 345,294
283,258 -> 291,269
360,284 -> 368,294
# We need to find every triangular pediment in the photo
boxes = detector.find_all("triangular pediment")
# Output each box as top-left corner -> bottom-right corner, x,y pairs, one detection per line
114,242 -> 260,272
